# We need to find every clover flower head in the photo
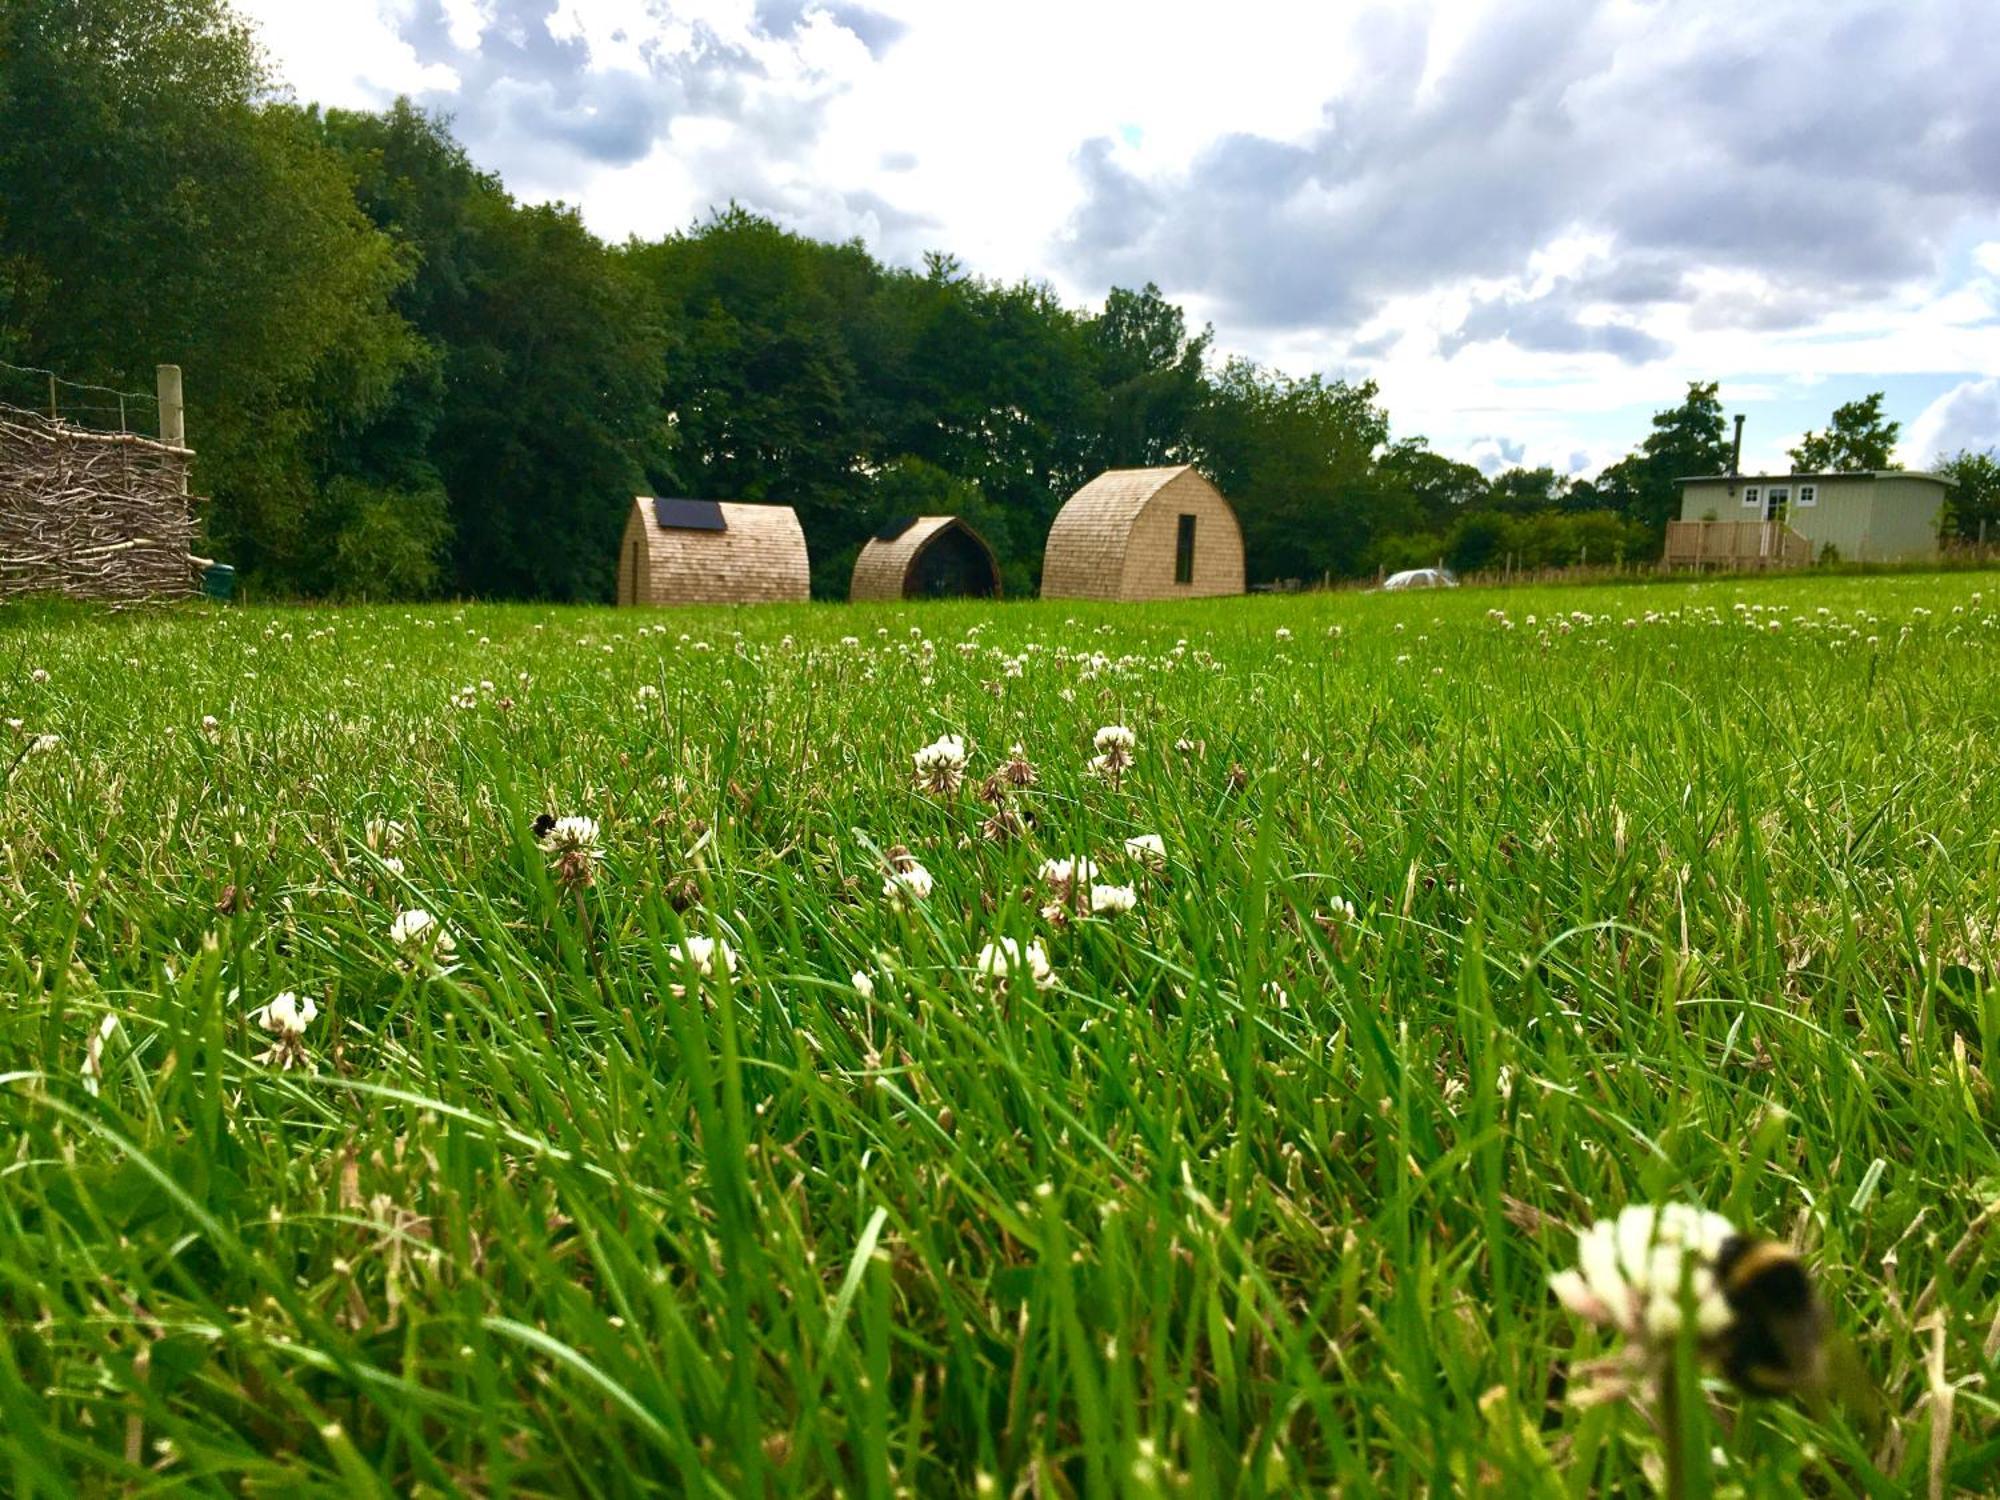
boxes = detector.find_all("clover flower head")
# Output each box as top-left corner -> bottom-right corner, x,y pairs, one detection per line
537,814 -> 603,888
675,934 -> 736,980
250,992 -> 320,1070
883,861 -> 935,907
1549,1203 -> 1738,1350
537,815 -> 601,856
1039,856 -> 1100,892
254,991 -> 319,1039
1124,833 -> 1166,866
974,937 -> 1054,991
1090,724 -> 1137,779
913,733 -> 969,795
390,908 -> 457,969
1089,882 -> 1138,916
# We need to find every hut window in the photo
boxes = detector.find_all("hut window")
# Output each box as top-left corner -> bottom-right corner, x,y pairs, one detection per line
1796,484 -> 1817,507
1766,486 -> 1789,512
1175,514 -> 1196,584
1741,486 -> 1760,509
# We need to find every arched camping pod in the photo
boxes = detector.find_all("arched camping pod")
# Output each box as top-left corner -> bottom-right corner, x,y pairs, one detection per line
616,497 -> 810,606
1039,465 -> 1245,601
849,516 -> 1003,601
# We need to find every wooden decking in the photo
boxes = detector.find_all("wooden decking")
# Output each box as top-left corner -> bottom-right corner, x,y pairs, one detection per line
1662,520 -> 1811,570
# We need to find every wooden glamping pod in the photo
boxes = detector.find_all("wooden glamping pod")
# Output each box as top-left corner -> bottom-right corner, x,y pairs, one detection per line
1040,465 -> 1244,601
616,496 -> 810,606
850,515 -> 1003,601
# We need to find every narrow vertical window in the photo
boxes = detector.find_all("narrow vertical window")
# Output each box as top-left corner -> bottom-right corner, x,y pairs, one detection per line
1175,513 -> 1196,584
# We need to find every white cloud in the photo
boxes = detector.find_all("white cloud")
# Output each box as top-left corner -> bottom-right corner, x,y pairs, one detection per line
229,0 -> 2000,477
1905,378 -> 2000,464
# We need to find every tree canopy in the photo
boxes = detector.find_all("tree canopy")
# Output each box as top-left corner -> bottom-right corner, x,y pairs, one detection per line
1790,392 -> 1901,472
0,2 -> 1929,599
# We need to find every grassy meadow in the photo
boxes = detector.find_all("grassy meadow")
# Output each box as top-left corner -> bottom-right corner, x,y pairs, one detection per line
3,573 -> 1998,1496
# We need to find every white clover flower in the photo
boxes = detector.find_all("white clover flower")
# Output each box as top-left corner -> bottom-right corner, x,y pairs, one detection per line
851,969 -> 876,998
675,934 -> 736,979
365,818 -> 407,852
1549,1203 -> 1738,1349
450,686 -> 478,711
1090,724 -> 1136,779
537,815 -> 602,857
636,683 -> 659,702
379,856 -> 405,877
389,908 -> 457,968
253,991 -> 319,1038
883,861 -> 935,907
389,907 -> 435,945
1124,833 -> 1166,866
1274,627 -> 1292,641
27,733 -> 60,756
200,715 -> 220,736
250,991 -> 320,1070
1039,856 -> 1100,890
974,937 -> 1054,991
30,667 -> 49,684
912,734 -> 969,795
1089,882 -> 1138,916
538,814 -> 603,888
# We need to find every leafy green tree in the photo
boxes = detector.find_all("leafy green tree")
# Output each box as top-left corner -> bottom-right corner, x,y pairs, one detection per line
321,104 -> 666,599
1935,448 -> 2000,542
1199,361 -> 1389,582
1087,283 -> 1210,470
1482,466 -> 1566,515
1444,510 -> 1510,573
0,0 -> 421,589
1589,381 -> 1731,534
1790,392 -> 1900,472
1374,439 -> 1487,532
630,208 -> 879,592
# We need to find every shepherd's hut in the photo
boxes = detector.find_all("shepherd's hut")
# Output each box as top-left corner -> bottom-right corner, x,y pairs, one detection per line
849,515 -> 1003,601
616,497 -> 810,606
1040,465 -> 1244,601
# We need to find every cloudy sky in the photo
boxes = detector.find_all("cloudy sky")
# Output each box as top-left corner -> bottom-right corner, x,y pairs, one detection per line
240,0 -> 2000,477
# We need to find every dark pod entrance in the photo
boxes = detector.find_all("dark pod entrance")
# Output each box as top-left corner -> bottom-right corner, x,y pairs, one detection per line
908,522 -> 1000,597
850,516 -> 1004,601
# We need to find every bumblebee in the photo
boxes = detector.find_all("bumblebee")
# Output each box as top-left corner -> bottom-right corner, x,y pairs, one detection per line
1712,1235 -> 1828,1395
531,812 -> 556,839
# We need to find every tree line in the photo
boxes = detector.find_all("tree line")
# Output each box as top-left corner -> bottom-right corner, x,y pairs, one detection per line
2,0 -> 1990,601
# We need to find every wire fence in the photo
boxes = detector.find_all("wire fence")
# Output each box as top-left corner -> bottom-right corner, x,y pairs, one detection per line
0,357 -> 165,439
0,358 -> 197,601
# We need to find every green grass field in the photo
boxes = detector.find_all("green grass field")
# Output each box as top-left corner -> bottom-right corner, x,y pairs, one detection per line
4,573 -> 1998,1496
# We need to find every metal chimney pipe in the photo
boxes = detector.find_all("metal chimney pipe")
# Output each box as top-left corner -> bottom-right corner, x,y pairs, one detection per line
1730,413 -> 1744,476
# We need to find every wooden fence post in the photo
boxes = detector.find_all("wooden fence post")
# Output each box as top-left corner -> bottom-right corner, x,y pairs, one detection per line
156,365 -> 185,448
